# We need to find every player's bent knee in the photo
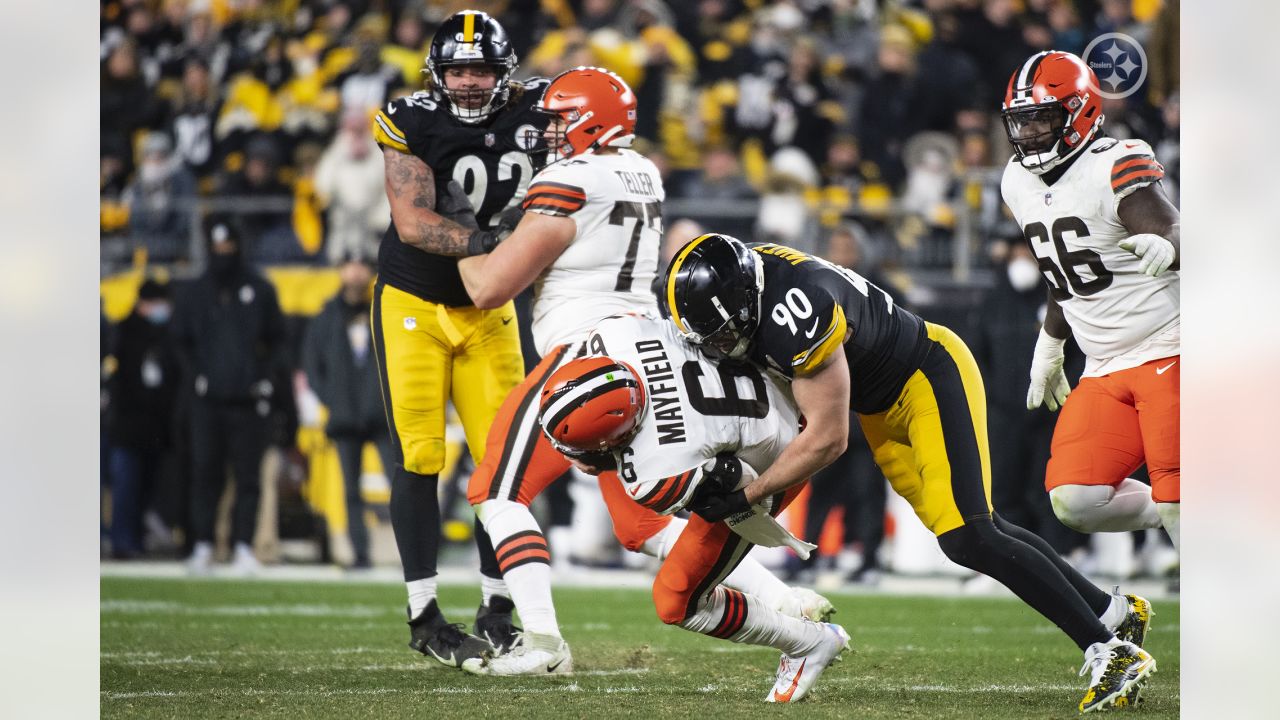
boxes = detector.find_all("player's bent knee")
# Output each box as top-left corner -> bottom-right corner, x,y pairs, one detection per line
936,520 -> 1001,570
1049,485 -> 1108,532
652,575 -> 693,625
400,439 -> 445,476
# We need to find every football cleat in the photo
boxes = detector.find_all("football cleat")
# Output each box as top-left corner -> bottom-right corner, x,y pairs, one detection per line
474,595 -> 521,654
766,622 -> 850,703
407,599 -> 491,669
1078,640 -> 1156,713
461,632 -> 573,676
1112,590 -> 1154,648
778,587 -> 836,623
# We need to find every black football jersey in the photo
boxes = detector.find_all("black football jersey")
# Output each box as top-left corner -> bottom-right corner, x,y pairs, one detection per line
747,243 -> 930,414
371,78 -> 550,305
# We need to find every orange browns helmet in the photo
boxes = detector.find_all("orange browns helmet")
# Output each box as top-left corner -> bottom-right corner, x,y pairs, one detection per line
1001,51 -> 1105,174
539,356 -> 647,459
537,66 -> 637,160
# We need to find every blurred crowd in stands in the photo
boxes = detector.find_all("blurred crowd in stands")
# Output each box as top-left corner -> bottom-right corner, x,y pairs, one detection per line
100,0 -> 1179,582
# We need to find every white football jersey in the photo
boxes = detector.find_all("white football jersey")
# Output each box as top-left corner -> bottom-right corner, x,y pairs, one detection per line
1001,137 -> 1179,377
584,313 -> 800,515
522,149 -> 664,355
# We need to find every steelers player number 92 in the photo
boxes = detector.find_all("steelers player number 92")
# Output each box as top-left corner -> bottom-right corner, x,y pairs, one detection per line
1024,215 -> 1114,301
452,151 -> 535,228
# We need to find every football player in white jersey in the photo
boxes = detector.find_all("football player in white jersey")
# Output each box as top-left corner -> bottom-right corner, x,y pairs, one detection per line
443,67 -> 830,675
540,313 -> 850,703
1000,51 -> 1180,551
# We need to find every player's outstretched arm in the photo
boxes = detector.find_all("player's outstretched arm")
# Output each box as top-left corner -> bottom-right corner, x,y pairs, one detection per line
740,351 -> 850,507
457,211 -> 576,309
382,148 -> 478,256
1117,183 -> 1181,275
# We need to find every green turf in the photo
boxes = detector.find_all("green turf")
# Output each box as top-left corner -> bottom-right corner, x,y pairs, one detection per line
101,577 -> 1178,719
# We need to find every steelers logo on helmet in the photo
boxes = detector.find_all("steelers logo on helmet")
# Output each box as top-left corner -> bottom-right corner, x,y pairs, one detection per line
664,233 -> 764,360
426,10 -> 518,124
1001,51 -> 1106,175
539,356 -> 648,458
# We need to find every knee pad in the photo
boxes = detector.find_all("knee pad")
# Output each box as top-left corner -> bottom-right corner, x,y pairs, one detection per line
652,573 -> 694,625
1049,484 -> 1114,532
400,437 -> 445,476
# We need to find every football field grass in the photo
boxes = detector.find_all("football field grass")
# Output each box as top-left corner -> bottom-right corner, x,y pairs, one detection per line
101,577 -> 1178,718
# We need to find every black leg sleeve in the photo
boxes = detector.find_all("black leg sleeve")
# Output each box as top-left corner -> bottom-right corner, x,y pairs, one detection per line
993,512 -> 1111,616
390,465 -> 441,582
474,516 -> 501,580
938,518 -> 1112,651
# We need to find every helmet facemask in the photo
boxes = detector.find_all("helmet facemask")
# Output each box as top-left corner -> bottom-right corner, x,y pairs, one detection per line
428,58 -> 515,124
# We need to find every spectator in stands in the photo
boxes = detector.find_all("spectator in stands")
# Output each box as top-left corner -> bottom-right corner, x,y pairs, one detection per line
101,38 -> 162,178
302,252 -> 389,570
756,146 -> 821,251
314,109 -> 389,264
167,57 -> 222,182
124,132 -> 197,262
968,241 -> 1085,556
857,23 -> 921,189
216,134 -> 295,261
105,279 -> 181,559
1046,0 -> 1087,56
956,0 -> 1033,108
680,144 -> 757,239
173,216 -> 287,575
331,15 -> 401,115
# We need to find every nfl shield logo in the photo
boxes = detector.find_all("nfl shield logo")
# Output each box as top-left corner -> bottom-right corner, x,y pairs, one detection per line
485,133 -> 495,147
1044,192 -> 1053,206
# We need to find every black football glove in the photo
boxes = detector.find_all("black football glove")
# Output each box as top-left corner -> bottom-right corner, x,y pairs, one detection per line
438,180 -> 479,230
685,453 -> 751,523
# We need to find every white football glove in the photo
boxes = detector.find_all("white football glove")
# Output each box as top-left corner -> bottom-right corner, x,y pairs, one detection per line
1117,233 -> 1175,277
1027,329 -> 1071,411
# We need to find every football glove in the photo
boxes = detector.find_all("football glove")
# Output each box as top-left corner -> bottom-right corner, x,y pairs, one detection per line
1026,328 -> 1071,411
686,453 -> 751,523
1117,233 -> 1175,277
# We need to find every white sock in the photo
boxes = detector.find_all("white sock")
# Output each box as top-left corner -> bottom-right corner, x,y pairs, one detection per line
1156,502 -> 1180,550
638,516 -> 792,613
679,587 -> 825,656
1049,479 -> 1162,533
1099,591 -> 1128,631
406,577 -> 437,618
481,575 -> 510,606
476,499 -> 560,637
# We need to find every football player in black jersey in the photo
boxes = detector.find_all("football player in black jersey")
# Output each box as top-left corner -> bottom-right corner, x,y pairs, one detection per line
663,234 -> 1156,710
367,10 -> 549,669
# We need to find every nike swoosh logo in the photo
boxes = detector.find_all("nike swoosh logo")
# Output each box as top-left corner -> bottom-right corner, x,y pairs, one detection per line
804,318 -> 820,339
547,657 -> 566,672
1155,361 -> 1177,375
387,104 -> 396,114
773,658 -> 806,702
502,317 -> 513,325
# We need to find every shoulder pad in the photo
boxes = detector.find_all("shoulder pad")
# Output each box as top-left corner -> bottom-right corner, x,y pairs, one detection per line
372,92 -> 443,154
1107,139 -> 1163,197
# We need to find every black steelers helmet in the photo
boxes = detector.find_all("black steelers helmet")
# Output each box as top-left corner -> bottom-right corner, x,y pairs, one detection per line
426,10 -> 517,123
664,233 -> 764,360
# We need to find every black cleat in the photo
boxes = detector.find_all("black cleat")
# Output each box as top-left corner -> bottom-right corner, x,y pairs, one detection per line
474,595 -> 521,654
407,599 -> 491,668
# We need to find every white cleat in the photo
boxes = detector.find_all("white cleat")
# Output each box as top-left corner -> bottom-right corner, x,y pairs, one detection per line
461,632 -> 573,676
232,543 -> 261,576
765,622 -> 850,703
186,541 -> 214,576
